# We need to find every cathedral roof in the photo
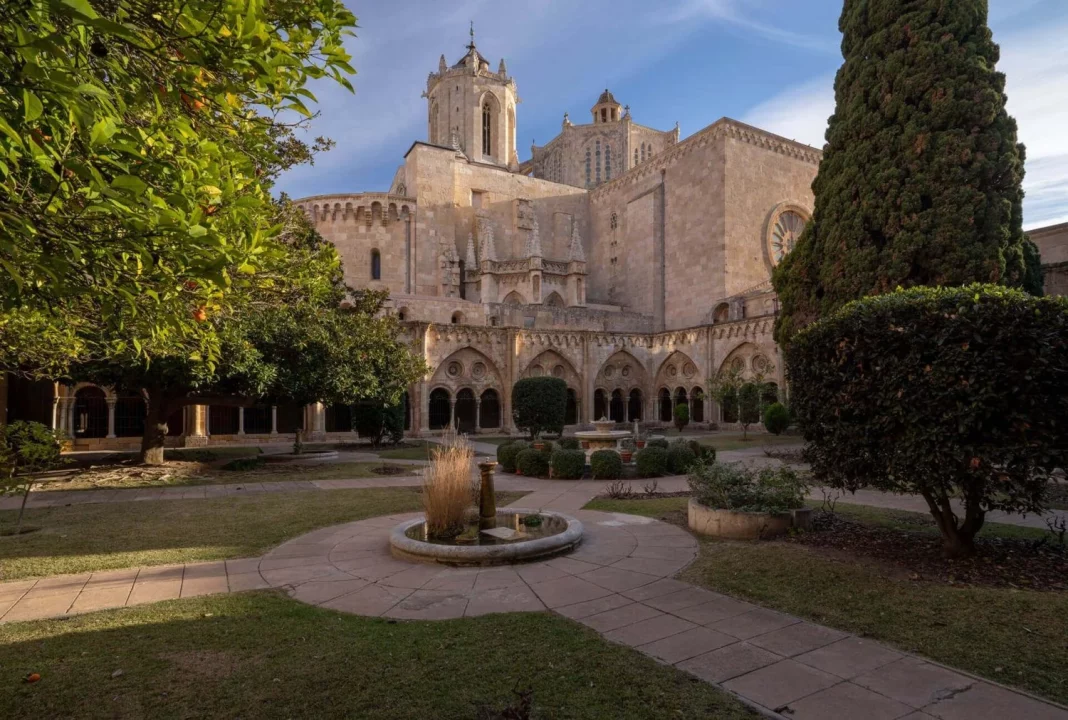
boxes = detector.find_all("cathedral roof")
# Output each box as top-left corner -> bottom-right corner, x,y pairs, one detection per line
596,89 -> 619,105
453,46 -> 490,70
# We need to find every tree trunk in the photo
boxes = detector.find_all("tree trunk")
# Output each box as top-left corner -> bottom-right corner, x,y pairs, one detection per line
920,489 -> 978,559
140,389 -> 169,466
14,482 -> 30,536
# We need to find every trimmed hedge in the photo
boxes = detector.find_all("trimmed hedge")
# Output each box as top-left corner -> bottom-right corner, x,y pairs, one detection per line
634,446 -> 668,477
590,449 -> 623,480
646,438 -> 669,450
666,444 -> 697,474
497,441 -> 527,473
512,377 -> 568,440
682,439 -> 716,463
550,449 -> 586,480
515,448 -> 550,478
762,402 -> 790,435
787,284 -> 1068,557
557,437 -> 580,451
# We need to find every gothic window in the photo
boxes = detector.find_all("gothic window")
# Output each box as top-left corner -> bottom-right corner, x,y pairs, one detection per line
634,148 -> 638,166
601,108 -> 607,123
769,209 -> 807,265
585,149 -> 591,187
605,146 -> 611,180
482,102 -> 492,156
371,249 -> 381,280
595,140 -> 601,184
641,143 -> 646,162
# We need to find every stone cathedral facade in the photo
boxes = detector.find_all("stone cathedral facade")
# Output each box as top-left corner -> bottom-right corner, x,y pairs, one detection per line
294,34 -> 821,437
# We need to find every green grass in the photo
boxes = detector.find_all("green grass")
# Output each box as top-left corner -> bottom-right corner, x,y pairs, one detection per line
0,489 -> 524,581
39,461 -> 422,492
586,495 -> 1068,704
0,593 -> 755,720
695,432 -> 803,452
371,440 -> 437,460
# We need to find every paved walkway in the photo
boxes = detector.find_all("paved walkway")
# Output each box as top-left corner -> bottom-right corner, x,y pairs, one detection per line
2,489 -> 1065,719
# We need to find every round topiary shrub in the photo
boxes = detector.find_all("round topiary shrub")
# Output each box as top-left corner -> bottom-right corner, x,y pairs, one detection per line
646,438 -> 669,450
762,402 -> 791,435
516,448 -> 551,478
497,441 -> 527,473
666,444 -> 697,474
787,284 -> 1068,558
550,449 -> 586,480
557,437 -> 580,451
512,376 -> 568,440
590,449 -> 623,480
634,446 -> 668,477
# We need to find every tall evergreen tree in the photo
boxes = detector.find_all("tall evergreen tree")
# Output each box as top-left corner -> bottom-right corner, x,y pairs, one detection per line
773,0 -> 1041,343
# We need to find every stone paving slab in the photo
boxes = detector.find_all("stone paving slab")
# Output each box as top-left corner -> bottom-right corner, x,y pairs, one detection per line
1,496 -> 1065,720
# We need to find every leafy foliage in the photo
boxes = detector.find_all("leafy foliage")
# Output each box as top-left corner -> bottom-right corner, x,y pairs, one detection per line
737,383 -> 762,438
762,403 -> 791,435
590,449 -> 623,480
511,377 -> 568,440
550,449 -> 586,480
687,439 -> 716,464
773,0 -> 1037,343
645,438 -> 669,450
0,0 -> 358,366
688,461 -> 806,514
786,284 -> 1068,557
2,421 -> 62,477
496,441 -> 527,473
635,447 -> 668,477
556,437 -> 580,451
666,444 -> 697,475
515,448 -> 550,478
673,403 -> 689,432
352,400 -> 405,448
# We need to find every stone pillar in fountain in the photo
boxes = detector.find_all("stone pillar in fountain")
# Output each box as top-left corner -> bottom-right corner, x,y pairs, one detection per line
478,460 -> 498,530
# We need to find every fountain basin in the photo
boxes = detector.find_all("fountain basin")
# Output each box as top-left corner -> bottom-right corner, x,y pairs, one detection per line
389,509 -> 583,566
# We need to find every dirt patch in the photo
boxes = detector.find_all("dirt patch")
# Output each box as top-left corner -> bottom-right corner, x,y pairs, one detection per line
160,650 -> 246,680
785,511 -> 1068,591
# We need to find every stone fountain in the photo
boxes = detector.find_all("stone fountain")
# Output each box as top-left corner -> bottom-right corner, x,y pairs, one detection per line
574,416 -> 633,462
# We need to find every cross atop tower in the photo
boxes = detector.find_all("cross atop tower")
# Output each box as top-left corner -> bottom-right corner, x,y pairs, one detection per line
468,21 -> 476,50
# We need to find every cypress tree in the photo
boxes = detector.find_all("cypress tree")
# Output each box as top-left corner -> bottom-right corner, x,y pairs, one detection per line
773,0 -> 1041,343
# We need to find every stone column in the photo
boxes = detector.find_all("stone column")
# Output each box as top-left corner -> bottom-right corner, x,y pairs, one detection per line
185,405 -> 209,447
474,398 -> 482,434
238,407 -> 245,435
478,460 -> 498,531
270,406 -> 278,435
106,397 -> 117,439
417,381 -> 430,434
308,402 -> 326,441
449,397 -> 456,431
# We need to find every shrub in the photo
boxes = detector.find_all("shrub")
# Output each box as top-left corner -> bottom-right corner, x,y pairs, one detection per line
550,449 -> 586,480
221,457 -> 265,472
534,440 -> 555,454
787,284 -> 1068,558
1,421 -> 63,534
496,441 -> 527,473
646,438 -> 669,450
686,439 -> 715,463
557,437 -> 580,451
512,377 -> 568,440
516,448 -> 551,478
762,403 -> 791,435
666,444 -> 697,474
673,403 -> 689,432
352,401 -> 405,447
737,382 -> 762,439
423,434 -> 475,538
634,447 -> 668,477
590,449 -> 623,480
688,461 -> 806,514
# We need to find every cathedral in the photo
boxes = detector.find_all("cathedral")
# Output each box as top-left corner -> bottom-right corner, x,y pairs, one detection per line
292,32 -> 819,436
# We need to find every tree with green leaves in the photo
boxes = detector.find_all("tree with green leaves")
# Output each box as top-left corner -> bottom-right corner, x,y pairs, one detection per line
0,0 -> 357,367
773,0 -> 1041,344
512,377 -> 568,441
737,383 -> 762,440
1,421 -> 63,535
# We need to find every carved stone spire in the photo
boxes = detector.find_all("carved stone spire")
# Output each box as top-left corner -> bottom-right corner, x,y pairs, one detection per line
465,232 -> 477,268
478,218 -> 497,262
569,222 -> 585,262
526,213 -> 542,257
438,54 -> 447,73
498,58 -> 507,77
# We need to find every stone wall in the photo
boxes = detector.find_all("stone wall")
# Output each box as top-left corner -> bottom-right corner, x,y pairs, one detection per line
1031,222 -> 1068,297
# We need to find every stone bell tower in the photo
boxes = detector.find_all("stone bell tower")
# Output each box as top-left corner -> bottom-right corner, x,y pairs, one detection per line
423,24 -> 519,169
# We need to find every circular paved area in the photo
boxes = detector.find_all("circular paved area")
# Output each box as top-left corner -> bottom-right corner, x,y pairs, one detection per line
256,510 -> 699,620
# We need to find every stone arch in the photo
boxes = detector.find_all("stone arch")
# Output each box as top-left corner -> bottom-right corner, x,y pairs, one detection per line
654,351 -> 700,391
73,385 -> 108,438
451,311 -> 465,324
479,91 -> 502,160
544,291 -> 565,308
522,350 -> 580,388
502,290 -> 526,305
595,350 -> 648,394
428,347 -> 504,395
713,302 -> 730,323
717,342 -> 774,380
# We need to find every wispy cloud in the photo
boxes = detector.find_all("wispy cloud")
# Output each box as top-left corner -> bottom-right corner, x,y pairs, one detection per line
741,75 -> 834,148
662,0 -> 835,53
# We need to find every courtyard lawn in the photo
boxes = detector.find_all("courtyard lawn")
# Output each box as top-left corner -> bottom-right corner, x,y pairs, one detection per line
693,432 -> 803,453
0,593 -> 755,720
370,440 -> 438,461
0,489 -> 524,581
585,496 -> 1068,705
37,460 -> 422,492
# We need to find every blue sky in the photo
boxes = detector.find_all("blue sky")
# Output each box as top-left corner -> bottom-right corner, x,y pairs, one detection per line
274,0 -> 1068,229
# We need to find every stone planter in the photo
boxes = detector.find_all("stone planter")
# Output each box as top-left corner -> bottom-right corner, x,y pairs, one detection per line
687,498 -> 793,540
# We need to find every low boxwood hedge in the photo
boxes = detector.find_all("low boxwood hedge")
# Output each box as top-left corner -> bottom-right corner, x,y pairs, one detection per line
497,441 -> 527,473
634,446 -> 668,477
550,449 -> 586,480
590,449 -> 623,480
516,448 -> 550,478
645,438 -> 669,450
666,444 -> 697,474
557,437 -> 580,451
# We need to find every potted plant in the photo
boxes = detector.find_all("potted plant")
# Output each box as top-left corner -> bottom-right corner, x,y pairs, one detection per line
686,461 -> 807,540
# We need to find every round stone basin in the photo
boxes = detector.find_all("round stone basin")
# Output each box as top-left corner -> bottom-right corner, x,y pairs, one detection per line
390,509 -> 583,566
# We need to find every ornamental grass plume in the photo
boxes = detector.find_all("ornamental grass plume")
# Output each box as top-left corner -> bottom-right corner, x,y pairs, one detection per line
422,431 -> 476,538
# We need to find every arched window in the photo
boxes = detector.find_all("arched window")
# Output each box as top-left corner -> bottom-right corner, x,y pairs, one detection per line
458,260 -> 466,299
594,389 -> 607,420
73,386 -> 107,438
713,302 -> 730,323
455,389 -> 477,433
585,149 -> 591,187
451,311 -> 464,325
480,389 -> 500,429
397,307 -> 408,321
605,146 -> 612,181
595,140 -> 601,184
634,148 -> 638,167
428,389 -> 451,430
628,389 -> 642,421
482,102 -> 492,156
115,396 -> 146,437
658,388 -> 672,423
610,389 -> 625,423
691,388 -> 705,423
674,387 -> 689,413
565,388 -> 578,425
641,143 -> 646,162
371,249 -> 381,280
